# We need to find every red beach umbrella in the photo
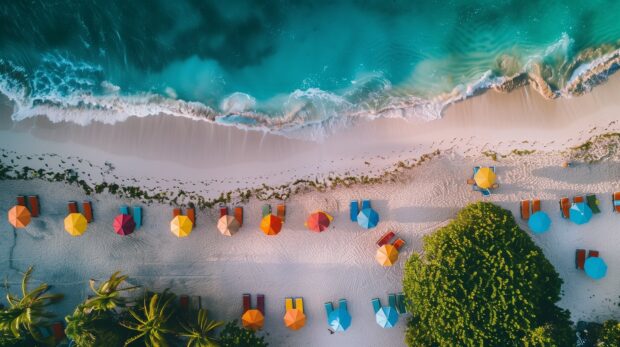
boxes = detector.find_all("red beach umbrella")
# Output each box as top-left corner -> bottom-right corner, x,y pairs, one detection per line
113,214 -> 136,236
305,211 -> 333,232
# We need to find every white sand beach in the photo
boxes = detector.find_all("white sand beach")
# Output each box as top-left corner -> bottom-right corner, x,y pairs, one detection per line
1,76 -> 620,346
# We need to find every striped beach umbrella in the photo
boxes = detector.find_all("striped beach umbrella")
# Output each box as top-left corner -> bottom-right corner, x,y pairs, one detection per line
357,208 -> 379,229
376,244 -> 399,266
584,257 -> 607,280
170,215 -> 193,238
64,213 -> 88,236
528,211 -> 551,233
260,214 -> 282,235
305,211 -> 333,232
218,215 -> 240,236
8,205 -> 31,228
375,306 -> 399,328
113,214 -> 136,236
474,167 -> 496,189
569,203 -> 592,225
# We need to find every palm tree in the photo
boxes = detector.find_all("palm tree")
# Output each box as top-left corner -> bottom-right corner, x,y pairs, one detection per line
121,292 -> 176,347
179,309 -> 223,347
83,271 -> 139,313
0,266 -> 62,344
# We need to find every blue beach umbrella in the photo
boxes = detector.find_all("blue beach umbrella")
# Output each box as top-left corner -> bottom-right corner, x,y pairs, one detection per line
569,203 -> 592,225
328,308 -> 352,332
528,211 -> 551,233
375,306 -> 399,328
584,257 -> 607,280
357,208 -> 379,229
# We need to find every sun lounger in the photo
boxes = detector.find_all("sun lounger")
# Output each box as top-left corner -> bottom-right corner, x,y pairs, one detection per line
16,195 -> 26,206
27,195 -> 39,217
83,201 -> 93,222
277,204 -> 286,222
324,302 -> 334,318
588,250 -> 599,258
613,192 -> 620,213
520,200 -> 531,220
187,207 -> 195,226
51,321 -> 65,343
466,178 -> 475,185
377,231 -> 395,247
133,206 -> 142,228
243,294 -> 251,313
371,298 -> 381,314
481,189 -> 491,196
361,200 -> 371,210
173,208 -> 181,217
257,294 -> 265,314
262,204 -> 271,218
67,201 -> 78,214
285,297 -> 293,311
120,205 -> 129,215
396,293 -> 407,314
472,167 -> 480,191
349,200 -> 359,222
338,299 -> 348,312
586,194 -> 601,214
575,249 -> 586,270
532,199 -> 541,213
220,205 -> 228,217
295,297 -> 304,313
388,294 -> 397,309
573,196 -> 584,204
559,197 -> 570,219
234,206 -> 243,227
393,238 -> 406,250
179,295 -> 189,311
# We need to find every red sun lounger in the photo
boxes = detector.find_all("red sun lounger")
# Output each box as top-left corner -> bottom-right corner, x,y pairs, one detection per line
277,204 -> 286,223
377,231 -> 395,247
179,295 -> 190,311
532,199 -> 541,213
28,195 -> 40,217
220,205 -> 228,218
243,294 -> 251,313
575,249 -> 586,270
16,195 -> 26,206
51,321 -> 65,343
588,250 -> 599,258
520,200 -> 531,220
173,208 -> 181,217
393,238 -> 406,250
67,201 -> 78,214
83,201 -> 93,222
187,207 -> 195,226
573,196 -> 584,204
559,197 -> 570,219
234,206 -> 243,227
257,294 -> 265,315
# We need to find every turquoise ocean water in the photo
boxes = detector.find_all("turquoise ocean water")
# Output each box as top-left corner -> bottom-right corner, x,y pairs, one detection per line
1,0 -> 620,138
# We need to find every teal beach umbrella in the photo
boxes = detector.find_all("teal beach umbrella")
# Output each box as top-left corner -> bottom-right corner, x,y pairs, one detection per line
584,257 -> 607,280
328,308 -> 351,331
528,211 -> 551,233
569,203 -> 592,225
375,306 -> 399,328
357,208 -> 379,229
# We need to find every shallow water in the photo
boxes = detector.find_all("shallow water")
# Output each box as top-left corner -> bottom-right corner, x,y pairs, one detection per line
1,0 -> 620,137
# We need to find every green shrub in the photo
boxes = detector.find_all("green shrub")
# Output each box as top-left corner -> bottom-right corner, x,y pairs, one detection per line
218,320 -> 267,347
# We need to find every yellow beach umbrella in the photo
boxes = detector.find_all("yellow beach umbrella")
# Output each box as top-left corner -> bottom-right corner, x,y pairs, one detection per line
217,215 -> 240,236
8,205 -> 31,228
170,215 -> 193,238
242,309 -> 264,330
376,244 -> 399,266
64,213 -> 88,236
474,167 -> 496,189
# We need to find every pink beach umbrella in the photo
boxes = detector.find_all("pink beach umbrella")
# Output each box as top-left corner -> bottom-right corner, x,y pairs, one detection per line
113,214 -> 136,236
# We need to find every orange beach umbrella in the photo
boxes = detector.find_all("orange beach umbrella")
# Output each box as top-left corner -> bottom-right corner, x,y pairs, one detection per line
283,309 -> 306,330
217,215 -> 240,236
474,167 -> 496,189
305,211 -> 333,232
242,309 -> 264,330
64,213 -> 88,236
260,214 -> 282,235
8,205 -> 31,228
170,215 -> 193,238
376,244 -> 399,266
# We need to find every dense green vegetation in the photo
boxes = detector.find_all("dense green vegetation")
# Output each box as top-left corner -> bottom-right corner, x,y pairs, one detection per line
0,269 -> 267,347
403,202 -> 574,346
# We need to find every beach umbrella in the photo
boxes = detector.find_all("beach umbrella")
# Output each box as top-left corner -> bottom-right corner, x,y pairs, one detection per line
260,214 -> 282,235
569,203 -> 592,225
8,205 -> 31,228
305,211 -> 333,232
113,214 -> 135,236
64,213 -> 88,236
170,215 -> 193,238
375,306 -> 399,328
283,309 -> 306,330
584,257 -> 607,280
376,244 -> 399,266
474,167 -> 496,189
242,309 -> 264,330
328,308 -> 351,332
217,215 -> 240,236
528,211 -> 551,233
357,208 -> 379,229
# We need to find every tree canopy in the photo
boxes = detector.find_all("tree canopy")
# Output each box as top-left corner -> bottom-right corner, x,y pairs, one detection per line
403,202 -> 574,346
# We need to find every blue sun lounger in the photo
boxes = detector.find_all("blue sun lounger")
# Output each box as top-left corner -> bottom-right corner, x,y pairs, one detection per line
388,294 -> 397,309
371,298 -> 381,314
324,301 -> 334,318
339,298 -> 348,312
396,293 -> 407,314
262,204 -> 271,218
133,206 -> 142,229
349,200 -> 359,222
361,200 -> 371,209
120,205 -> 129,215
